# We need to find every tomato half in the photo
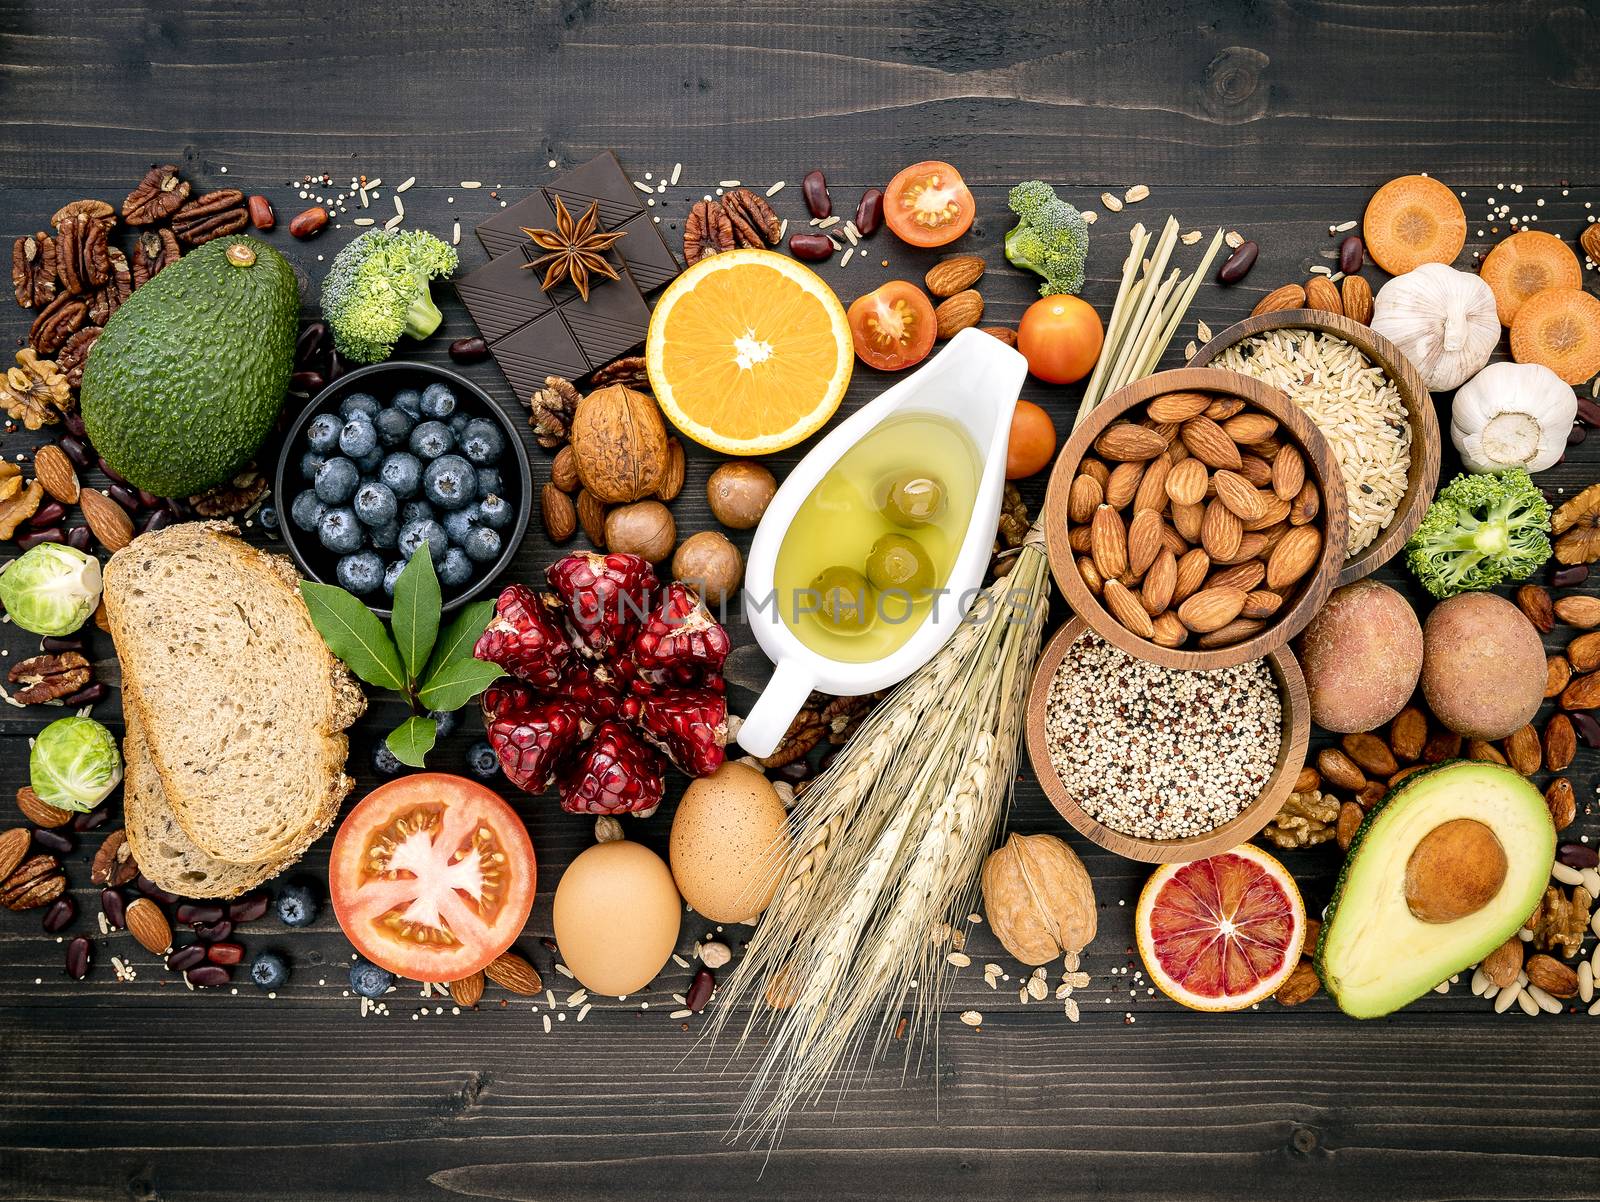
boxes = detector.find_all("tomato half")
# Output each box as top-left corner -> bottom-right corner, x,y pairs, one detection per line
883,161 -> 975,248
1006,400 -> 1058,480
847,281 -> 937,371
1017,295 -> 1104,384
330,773 -> 536,981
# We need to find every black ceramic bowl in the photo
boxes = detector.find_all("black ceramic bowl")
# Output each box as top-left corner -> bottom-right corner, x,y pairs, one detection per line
273,361 -> 531,617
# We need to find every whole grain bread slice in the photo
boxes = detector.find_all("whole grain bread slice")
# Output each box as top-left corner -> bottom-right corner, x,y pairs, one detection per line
105,522 -> 365,865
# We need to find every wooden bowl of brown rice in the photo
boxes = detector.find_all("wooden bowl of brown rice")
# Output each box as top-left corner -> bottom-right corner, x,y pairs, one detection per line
1191,310 -> 1440,587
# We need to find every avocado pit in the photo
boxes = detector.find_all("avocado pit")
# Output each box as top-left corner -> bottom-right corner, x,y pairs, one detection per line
1403,818 -> 1507,924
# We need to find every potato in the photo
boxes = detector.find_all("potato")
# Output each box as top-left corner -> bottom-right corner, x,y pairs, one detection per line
1296,580 -> 1423,733
1421,591 -> 1545,739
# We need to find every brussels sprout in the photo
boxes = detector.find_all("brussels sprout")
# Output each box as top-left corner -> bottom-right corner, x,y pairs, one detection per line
29,716 -> 122,813
0,543 -> 102,636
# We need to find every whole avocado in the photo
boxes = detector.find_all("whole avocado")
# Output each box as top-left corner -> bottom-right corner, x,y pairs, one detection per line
79,237 -> 298,497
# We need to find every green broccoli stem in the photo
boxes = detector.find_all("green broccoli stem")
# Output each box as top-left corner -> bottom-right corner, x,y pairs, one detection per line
1003,227 -> 1041,277
404,286 -> 443,342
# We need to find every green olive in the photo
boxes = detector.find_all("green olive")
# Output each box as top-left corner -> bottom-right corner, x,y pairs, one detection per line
864,533 -> 935,595
880,474 -> 946,527
809,565 -> 876,634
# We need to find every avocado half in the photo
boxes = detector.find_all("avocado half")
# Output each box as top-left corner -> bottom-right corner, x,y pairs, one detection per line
1315,759 -> 1554,1019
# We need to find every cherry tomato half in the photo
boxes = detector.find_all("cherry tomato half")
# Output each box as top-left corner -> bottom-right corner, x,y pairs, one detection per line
1017,294 -> 1104,385
883,161 -> 975,248
847,280 -> 937,371
1006,400 -> 1057,480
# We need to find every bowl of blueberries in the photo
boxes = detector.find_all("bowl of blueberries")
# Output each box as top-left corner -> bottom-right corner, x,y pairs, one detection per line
273,362 -> 531,615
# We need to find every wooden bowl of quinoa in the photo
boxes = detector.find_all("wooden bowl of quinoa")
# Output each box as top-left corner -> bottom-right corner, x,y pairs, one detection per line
1191,310 -> 1440,587
1024,618 -> 1310,863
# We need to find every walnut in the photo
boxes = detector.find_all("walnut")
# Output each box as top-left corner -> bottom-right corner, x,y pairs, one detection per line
1528,883 -> 1592,958
130,228 -> 181,288
0,480 -> 43,540
1552,483 -> 1600,565
528,375 -> 580,448
55,326 -> 102,389
991,484 -> 1031,578
7,653 -> 91,704
683,200 -> 734,263
122,164 -> 191,225
981,832 -> 1097,965
1259,788 -> 1340,849
12,232 -> 58,308
29,293 -> 86,356
1,348 -> 73,429
569,384 -> 671,502
188,465 -> 267,516
0,461 -> 20,505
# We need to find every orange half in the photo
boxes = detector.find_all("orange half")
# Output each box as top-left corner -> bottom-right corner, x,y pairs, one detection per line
646,249 -> 853,454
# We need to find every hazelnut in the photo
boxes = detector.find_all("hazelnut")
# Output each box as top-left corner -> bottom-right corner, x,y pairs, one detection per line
603,500 -> 676,563
594,816 -> 625,844
699,940 -> 732,969
672,530 -> 743,606
707,461 -> 777,530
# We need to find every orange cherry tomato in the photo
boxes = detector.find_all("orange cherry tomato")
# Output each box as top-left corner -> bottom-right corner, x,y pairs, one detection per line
1006,400 -> 1057,480
847,280 -> 937,371
1017,295 -> 1104,384
883,161 -> 975,248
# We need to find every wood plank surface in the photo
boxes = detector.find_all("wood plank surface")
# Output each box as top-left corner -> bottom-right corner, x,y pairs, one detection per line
2,2 -> 1599,1199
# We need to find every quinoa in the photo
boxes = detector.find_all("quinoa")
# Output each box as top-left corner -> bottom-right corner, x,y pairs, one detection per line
1045,634 -> 1281,840
1214,330 -> 1410,556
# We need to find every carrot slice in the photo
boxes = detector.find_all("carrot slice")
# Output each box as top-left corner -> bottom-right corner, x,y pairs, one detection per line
1480,231 -> 1583,326
1510,288 -> 1600,384
1363,175 -> 1466,275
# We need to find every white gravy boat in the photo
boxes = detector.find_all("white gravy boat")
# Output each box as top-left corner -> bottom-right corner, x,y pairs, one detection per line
736,328 -> 1029,757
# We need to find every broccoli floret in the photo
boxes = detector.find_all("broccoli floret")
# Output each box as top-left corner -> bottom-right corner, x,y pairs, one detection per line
1004,180 -> 1089,297
1404,469 -> 1551,599
322,229 -> 459,365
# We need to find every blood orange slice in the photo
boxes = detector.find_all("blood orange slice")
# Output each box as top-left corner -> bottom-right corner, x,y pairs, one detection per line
1135,844 -> 1305,1012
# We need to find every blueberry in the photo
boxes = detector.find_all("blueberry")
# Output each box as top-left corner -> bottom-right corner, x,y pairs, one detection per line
429,709 -> 459,739
423,454 -> 476,510
356,447 -> 385,474
399,498 -> 435,527
409,420 -> 454,460
305,412 -> 342,454
353,481 -> 398,527
339,391 -> 381,420
300,450 -> 328,481
250,951 -> 289,990
448,411 -> 472,437
392,388 -> 423,418
442,503 -> 482,545
275,880 -> 319,927
318,507 -> 363,554
314,457 -> 360,504
382,559 -> 406,597
462,525 -> 502,564
380,452 -> 423,499
398,519 -> 449,564
339,417 -> 379,459
371,741 -> 404,776
477,493 -> 513,531
466,740 -> 499,778
258,503 -> 279,534
290,490 -> 327,533
420,381 -> 457,419
350,957 -> 395,1000
369,520 -> 400,550
475,467 -> 505,498
336,550 -> 385,594
375,406 -> 415,448
459,418 -> 505,465
438,546 -> 473,587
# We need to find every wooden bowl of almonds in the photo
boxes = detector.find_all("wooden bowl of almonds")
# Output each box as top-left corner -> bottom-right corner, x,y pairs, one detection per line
1043,367 -> 1348,670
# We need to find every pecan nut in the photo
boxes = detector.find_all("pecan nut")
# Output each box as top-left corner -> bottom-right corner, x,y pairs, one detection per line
56,213 -> 111,295
722,188 -> 782,245
171,189 -> 248,246
86,248 -> 132,326
130,228 -> 182,288
683,200 -> 734,263
90,829 -> 139,887
0,853 -> 65,911
12,232 -> 58,309
122,164 -> 191,225
588,355 -> 649,391
187,465 -> 267,517
50,199 -> 115,233
55,326 -> 102,389
29,292 -> 86,356
7,652 -> 91,704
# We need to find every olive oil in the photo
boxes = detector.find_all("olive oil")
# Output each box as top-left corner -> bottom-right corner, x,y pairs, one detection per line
773,411 -> 979,663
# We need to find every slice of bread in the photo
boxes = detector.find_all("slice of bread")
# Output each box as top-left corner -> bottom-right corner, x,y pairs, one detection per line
106,522 -> 365,865
123,717 -> 287,900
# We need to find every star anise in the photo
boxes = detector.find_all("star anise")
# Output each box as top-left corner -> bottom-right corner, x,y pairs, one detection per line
521,196 -> 626,303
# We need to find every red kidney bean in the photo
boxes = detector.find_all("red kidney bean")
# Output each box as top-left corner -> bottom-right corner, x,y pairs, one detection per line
166,943 -> 206,972
228,893 -> 269,923
206,941 -> 245,966
1571,710 -> 1600,749
1338,235 -> 1364,275
290,207 -> 330,239
193,919 -> 233,943
42,895 -> 76,933
31,827 -> 75,855
1576,397 -> 1600,427
63,411 -> 87,438
289,370 -> 325,396
65,525 -> 92,552
450,336 -> 491,364
802,170 -> 831,219
41,636 -> 84,654
100,888 -> 126,930
853,188 -> 884,236
96,457 -> 128,486
58,434 -> 92,469
17,528 -> 63,551
773,759 -> 812,784
1570,424 -> 1588,446
1551,563 -> 1590,589
296,321 -> 328,364
136,875 -> 180,905
1558,842 -> 1600,869
140,508 -> 175,534
136,489 -> 163,509
1217,241 -> 1259,284
107,482 -> 141,513
185,965 -> 231,988
60,683 -> 105,707
66,936 -> 92,980
788,233 -> 835,262
73,805 -> 110,833
328,349 -> 348,381
28,500 -> 65,528
686,967 -> 715,1012
177,902 -> 225,926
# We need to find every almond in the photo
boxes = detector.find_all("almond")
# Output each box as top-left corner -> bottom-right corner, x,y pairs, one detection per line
1289,480 -> 1320,526
1546,776 -> 1576,830
1176,585 -> 1247,633
16,785 -> 70,829
1317,747 -> 1367,792
551,444 -> 580,492
1140,548 -> 1177,615
1251,283 -> 1307,316
1150,610 -> 1188,647
1555,594 -> 1600,628
979,326 -> 1017,347
1206,560 -> 1265,592
1571,632 -> 1600,674
1219,531 -> 1268,565
924,254 -> 985,298
484,950 -> 542,995
1504,724 -> 1542,776
1199,498 -> 1243,561
576,489 -> 607,548
1171,499 -> 1204,544
1211,469 -> 1269,522
1273,960 -> 1320,1007
1341,732 -> 1398,777
1126,508 -> 1163,577
1335,801 -> 1364,851
0,827 -> 28,884
1068,525 -> 1093,554
1131,455 -> 1171,515
1076,556 -> 1104,595
1421,729 -> 1463,764
79,488 -> 133,552
1094,423 -> 1167,463
1526,953 -> 1579,999
1173,548 -> 1210,604
1242,495 -> 1292,531
1221,412 -> 1278,445
1466,739 -> 1507,765
1158,521 -> 1188,557
1145,391 -> 1211,423
1271,445 -> 1305,500
1104,460 -> 1145,509
1089,505 -> 1128,581
1235,453 -> 1274,489
655,438 -> 685,501
1341,274 -> 1374,324
1203,397 -> 1244,421
934,289 -> 983,339
1077,458 -> 1109,488
1180,416 -> 1242,470
1560,670 -> 1600,711
33,444 -> 79,504
1517,584 -> 1555,633
125,896 -> 173,954
541,483 -> 577,543
1068,473 -> 1103,524
1304,276 -> 1343,315
1240,589 -> 1282,620
1295,766 -> 1321,793
1102,578 -> 1154,639
1544,712 -> 1577,772
1480,936 -> 1523,989
1164,458 -> 1208,507
1389,706 -> 1428,761
450,970 -> 486,1008
1197,618 -> 1264,647
1547,654 -> 1573,698
1265,525 -> 1321,590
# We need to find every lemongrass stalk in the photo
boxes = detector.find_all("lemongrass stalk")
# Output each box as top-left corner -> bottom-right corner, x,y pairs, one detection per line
1140,228 -> 1226,377
1112,267 -> 1181,395
1099,218 -> 1178,396
1076,223 -> 1149,427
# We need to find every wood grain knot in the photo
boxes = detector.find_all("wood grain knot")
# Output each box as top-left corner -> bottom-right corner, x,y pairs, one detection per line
1197,46 -> 1270,123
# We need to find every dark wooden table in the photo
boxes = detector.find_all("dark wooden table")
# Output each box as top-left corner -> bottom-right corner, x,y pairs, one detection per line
4,3 -> 1599,1199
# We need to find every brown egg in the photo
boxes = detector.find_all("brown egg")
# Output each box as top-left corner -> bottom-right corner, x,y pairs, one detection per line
669,762 -> 790,923
552,840 -> 681,996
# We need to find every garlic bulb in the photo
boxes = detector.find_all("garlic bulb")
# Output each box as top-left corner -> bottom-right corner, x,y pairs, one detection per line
1371,262 -> 1499,391
1451,360 -> 1576,474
